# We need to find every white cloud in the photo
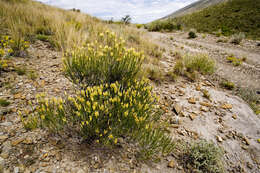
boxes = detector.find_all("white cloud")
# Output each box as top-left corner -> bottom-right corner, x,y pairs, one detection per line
36,0 -> 197,23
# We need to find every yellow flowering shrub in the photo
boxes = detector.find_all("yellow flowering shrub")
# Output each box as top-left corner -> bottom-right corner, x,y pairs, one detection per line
0,36 -> 14,57
0,36 -> 14,73
63,30 -> 144,87
24,80 -> 175,159
0,35 -> 29,57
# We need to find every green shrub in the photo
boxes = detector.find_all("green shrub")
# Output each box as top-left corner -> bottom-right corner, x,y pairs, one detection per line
146,19 -> 179,32
220,80 -> 235,90
230,33 -> 245,45
188,31 -> 197,39
183,54 -> 215,75
181,140 -> 224,173
63,31 -> 144,88
143,64 -> 164,82
172,54 -> 215,81
0,98 -> 10,107
136,24 -> 143,29
226,56 -> 242,66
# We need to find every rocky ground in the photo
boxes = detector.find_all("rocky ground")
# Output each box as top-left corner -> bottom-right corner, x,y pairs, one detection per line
0,32 -> 260,173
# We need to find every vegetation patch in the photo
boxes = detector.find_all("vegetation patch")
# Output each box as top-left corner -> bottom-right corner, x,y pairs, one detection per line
220,80 -> 235,90
0,98 -> 10,107
15,66 -> 27,75
226,55 -> 242,66
188,31 -> 197,39
145,19 -> 181,32
234,88 -> 260,115
22,31 -> 175,161
179,140 -> 224,173
143,64 -> 165,82
230,33 -> 245,45
172,0 -> 260,40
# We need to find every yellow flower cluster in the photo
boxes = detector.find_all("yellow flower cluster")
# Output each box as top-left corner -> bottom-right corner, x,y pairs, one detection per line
0,36 -> 14,57
30,79 -> 157,145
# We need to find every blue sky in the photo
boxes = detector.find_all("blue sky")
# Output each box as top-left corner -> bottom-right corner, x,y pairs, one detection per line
37,0 -> 197,23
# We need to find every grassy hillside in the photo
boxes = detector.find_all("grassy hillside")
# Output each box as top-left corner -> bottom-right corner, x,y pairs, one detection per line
173,0 -> 260,39
0,0 -> 162,60
161,0 -> 226,19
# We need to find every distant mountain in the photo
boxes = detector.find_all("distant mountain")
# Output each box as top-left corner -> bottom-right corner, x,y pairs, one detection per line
161,0 -> 227,19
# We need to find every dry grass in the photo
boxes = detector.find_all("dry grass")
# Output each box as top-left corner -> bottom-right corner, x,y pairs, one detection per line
0,0 -> 162,59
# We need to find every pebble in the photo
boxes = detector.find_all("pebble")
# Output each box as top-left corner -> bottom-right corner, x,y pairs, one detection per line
216,136 -> 223,142
232,114 -> 237,119
0,135 -> 8,141
172,103 -> 182,115
168,160 -> 175,168
0,122 -> 12,126
221,104 -> 232,109
12,138 -> 25,146
188,97 -> 196,104
189,113 -> 196,120
14,167 -> 19,173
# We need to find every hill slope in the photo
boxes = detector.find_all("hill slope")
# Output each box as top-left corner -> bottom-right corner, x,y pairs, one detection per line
172,0 -> 260,39
162,0 -> 227,19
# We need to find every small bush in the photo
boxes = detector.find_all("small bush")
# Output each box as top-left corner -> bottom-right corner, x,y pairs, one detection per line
0,59 -> 8,73
63,31 -> 144,87
226,56 -> 242,66
0,98 -> 10,107
24,80 -> 175,160
230,33 -> 245,45
188,31 -> 197,39
220,80 -> 235,90
166,71 -> 178,81
136,24 -> 143,29
143,64 -> 164,82
0,36 -> 14,57
183,54 -> 215,75
15,66 -> 27,75
181,140 -> 224,173
235,88 -> 260,115
167,54 -> 215,82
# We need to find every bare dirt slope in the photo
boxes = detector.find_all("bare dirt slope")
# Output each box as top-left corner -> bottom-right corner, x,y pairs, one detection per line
146,31 -> 260,172
150,31 -> 260,90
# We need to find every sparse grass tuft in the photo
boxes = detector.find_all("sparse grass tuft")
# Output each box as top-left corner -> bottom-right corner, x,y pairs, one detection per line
183,54 -> 215,75
234,88 -> 260,115
143,64 -> 165,82
180,140 -> 224,173
202,89 -> 211,100
220,80 -> 235,90
226,56 -> 242,66
230,33 -> 245,45
15,66 -> 27,75
0,98 -> 10,107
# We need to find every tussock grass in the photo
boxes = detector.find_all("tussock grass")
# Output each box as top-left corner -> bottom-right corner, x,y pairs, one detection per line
179,140 -> 225,173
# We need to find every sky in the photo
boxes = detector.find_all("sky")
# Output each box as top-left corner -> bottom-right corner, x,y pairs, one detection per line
36,0 -> 197,23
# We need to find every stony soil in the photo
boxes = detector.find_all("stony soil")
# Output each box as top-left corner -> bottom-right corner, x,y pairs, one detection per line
0,33 -> 260,173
